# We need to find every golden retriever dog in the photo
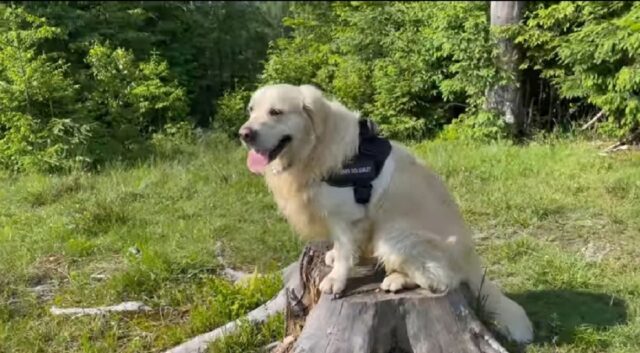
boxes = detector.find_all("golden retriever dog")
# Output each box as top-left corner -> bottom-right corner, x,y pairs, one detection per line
238,83 -> 533,343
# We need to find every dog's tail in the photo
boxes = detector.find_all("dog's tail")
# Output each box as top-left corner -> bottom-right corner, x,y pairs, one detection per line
466,262 -> 534,344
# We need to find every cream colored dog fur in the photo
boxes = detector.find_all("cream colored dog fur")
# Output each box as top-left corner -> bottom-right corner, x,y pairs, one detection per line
239,84 -> 534,343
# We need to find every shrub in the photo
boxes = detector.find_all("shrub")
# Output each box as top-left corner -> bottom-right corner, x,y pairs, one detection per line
0,2 -> 284,172
439,111 -> 507,143
83,43 -> 189,164
222,2 -> 499,140
214,88 -> 252,138
150,121 -> 197,158
0,6 -> 88,172
221,1 -> 640,141
514,1 -> 640,139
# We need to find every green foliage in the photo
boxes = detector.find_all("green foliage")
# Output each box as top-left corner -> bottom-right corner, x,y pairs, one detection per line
0,5 -> 87,172
150,121 -> 198,159
0,2 -> 285,172
5,1 -> 639,171
0,8 -> 190,173
214,88 -> 253,138
514,1 -> 640,138
439,111 -> 507,143
262,2 -> 335,86
83,43 -> 188,164
258,1 -> 501,140
22,1 -> 284,127
218,1 -> 640,141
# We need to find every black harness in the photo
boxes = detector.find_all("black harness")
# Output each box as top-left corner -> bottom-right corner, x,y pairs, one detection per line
323,119 -> 392,204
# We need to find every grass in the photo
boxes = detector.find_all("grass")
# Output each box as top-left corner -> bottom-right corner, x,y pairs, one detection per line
1,134 -> 639,352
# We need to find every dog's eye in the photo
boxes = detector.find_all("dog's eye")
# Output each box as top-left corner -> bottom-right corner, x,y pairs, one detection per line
247,106 -> 253,114
269,108 -> 283,116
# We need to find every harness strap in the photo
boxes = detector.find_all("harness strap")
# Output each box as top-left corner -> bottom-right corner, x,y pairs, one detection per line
353,182 -> 373,204
324,119 -> 392,204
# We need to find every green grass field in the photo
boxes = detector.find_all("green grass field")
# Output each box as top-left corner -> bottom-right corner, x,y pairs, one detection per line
1,134 -> 639,352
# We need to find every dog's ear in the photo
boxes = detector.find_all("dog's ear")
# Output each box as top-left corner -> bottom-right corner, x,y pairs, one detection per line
299,84 -> 326,117
299,84 -> 329,135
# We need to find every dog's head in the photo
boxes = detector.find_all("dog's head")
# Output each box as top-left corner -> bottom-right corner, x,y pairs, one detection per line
239,84 -> 329,174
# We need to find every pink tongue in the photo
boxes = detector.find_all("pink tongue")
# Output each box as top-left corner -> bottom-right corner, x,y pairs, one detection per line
247,150 -> 270,174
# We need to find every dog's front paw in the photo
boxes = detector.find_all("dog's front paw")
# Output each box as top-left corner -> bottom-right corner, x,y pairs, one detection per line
319,274 -> 347,294
324,249 -> 336,267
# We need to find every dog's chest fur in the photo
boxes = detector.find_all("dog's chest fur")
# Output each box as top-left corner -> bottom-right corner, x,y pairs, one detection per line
265,155 -> 395,244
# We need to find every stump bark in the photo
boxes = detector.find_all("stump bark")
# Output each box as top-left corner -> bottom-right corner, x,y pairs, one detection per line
276,242 -> 510,353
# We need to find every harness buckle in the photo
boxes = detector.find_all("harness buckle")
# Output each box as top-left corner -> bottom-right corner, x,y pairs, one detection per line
353,183 -> 373,204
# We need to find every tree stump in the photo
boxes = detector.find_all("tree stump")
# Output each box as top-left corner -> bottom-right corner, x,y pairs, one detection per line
276,242 -> 510,353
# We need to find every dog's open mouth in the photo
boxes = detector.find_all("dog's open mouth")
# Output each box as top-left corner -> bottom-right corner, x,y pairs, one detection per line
247,135 -> 292,174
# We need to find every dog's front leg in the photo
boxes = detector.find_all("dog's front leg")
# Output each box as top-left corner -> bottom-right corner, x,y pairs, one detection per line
319,223 -> 358,294
324,245 -> 337,266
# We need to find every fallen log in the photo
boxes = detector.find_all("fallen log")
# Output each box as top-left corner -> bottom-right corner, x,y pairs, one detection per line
164,290 -> 287,353
162,262 -> 299,353
580,110 -> 605,130
50,301 -> 151,317
601,129 -> 640,155
276,242 -> 512,353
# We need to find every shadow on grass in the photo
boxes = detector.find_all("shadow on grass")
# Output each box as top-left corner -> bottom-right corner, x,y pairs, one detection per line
511,290 -> 628,346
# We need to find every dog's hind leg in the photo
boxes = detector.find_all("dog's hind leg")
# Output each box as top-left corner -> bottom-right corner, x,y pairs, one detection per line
380,271 -> 418,292
374,230 -> 460,296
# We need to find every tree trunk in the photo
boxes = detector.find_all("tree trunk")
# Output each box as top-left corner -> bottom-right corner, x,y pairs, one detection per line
274,242 -> 510,353
486,1 -> 526,137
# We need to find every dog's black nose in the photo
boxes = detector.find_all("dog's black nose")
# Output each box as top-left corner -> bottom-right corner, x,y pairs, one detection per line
239,127 -> 257,143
